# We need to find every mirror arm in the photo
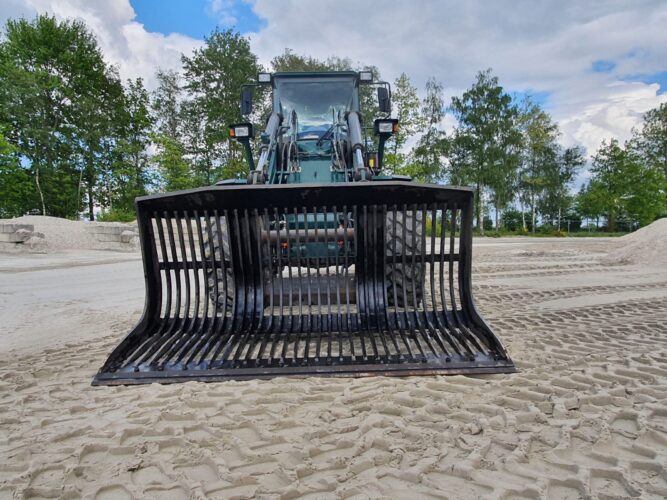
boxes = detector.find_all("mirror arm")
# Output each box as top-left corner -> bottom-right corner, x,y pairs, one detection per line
377,134 -> 388,171
238,137 -> 255,171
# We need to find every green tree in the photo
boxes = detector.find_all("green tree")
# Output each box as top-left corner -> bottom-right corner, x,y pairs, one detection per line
0,15 -> 121,219
357,64 -> 382,134
76,66 -> 124,220
447,129 -> 473,185
0,16 -> 161,221
0,128 -> 33,217
576,181 -> 606,228
500,208 -> 524,232
633,102 -> 667,209
408,77 -> 446,182
272,49 -> 331,72
489,113 -> 522,229
271,49 -> 354,73
152,133 -> 193,192
539,146 -> 585,230
109,78 -> 154,214
589,139 -> 664,230
621,142 -> 665,227
384,73 -> 422,173
449,69 -> 521,233
517,98 -> 560,232
590,139 -> 627,231
152,69 -> 196,192
181,28 -> 262,185
153,69 -> 182,141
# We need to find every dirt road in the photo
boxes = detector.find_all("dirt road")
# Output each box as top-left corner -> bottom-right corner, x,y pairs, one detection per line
1,237 -> 667,499
0,251 -> 142,353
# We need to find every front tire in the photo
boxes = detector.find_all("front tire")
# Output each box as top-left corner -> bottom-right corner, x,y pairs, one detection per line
203,217 -> 235,311
203,216 -> 275,312
385,210 -> 425,307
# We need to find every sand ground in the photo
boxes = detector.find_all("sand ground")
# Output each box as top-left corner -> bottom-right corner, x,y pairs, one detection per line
1,237 -> 667,499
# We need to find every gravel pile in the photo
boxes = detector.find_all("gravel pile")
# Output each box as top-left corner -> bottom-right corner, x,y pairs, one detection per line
5,216 -> 104,251
605,217 -> 667,267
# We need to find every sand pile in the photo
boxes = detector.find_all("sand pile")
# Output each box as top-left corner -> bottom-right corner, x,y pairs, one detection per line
605,217 -> 667,266
6,215 -> 104,251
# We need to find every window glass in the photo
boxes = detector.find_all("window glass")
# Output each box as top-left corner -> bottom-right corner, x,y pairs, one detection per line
276,79 -> 355,138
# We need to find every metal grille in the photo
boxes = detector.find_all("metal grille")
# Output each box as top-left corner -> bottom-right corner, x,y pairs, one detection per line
94,182 -> 514,385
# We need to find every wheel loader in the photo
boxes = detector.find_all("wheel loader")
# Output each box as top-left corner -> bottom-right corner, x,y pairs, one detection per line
94,70 -> 515,385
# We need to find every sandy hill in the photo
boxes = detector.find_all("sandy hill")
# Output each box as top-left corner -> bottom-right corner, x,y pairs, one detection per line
606,217 -> 667,267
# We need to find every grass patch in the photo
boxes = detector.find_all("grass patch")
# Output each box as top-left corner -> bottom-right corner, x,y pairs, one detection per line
96,208 -> 136,223
564,231 -> 626,237
472,229 -> 628,238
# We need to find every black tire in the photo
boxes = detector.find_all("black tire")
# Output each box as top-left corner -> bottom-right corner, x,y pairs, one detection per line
203,217 -> 234,311
385,210 -> 425,307
203,216 -> 275,312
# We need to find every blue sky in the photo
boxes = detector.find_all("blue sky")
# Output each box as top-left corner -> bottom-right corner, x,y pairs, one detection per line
623,71 -> 667,95
592,58 -> 666,95
131,0 -> 264,38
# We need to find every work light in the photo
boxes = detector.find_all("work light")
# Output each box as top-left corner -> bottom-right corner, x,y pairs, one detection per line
359,71 -> 373,83
229,123 -> 254,138
258,72 -> 271,84
374,118 -> 399,135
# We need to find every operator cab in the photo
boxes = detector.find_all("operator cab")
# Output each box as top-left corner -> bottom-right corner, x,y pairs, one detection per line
272,72 -> 359,141
230,70 -> 396,185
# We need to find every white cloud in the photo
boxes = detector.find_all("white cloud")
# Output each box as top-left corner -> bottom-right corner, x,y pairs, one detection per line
249,0 -> 667,156
2,0 -> 666,157
3,0 -> 200,89
555,80 -> 667,156
207,0 -> 238,27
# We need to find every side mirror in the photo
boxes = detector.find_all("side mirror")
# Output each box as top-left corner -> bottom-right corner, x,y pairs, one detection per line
377,87 -> 391,113
241,88 -> 253,116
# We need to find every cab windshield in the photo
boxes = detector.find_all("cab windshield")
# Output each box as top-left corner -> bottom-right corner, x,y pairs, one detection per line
276,79 -> 355,139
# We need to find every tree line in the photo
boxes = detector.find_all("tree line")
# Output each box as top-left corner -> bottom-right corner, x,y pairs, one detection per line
388,70 -> 666,233
577,106 -> 667,232
1,15 -> 665,231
